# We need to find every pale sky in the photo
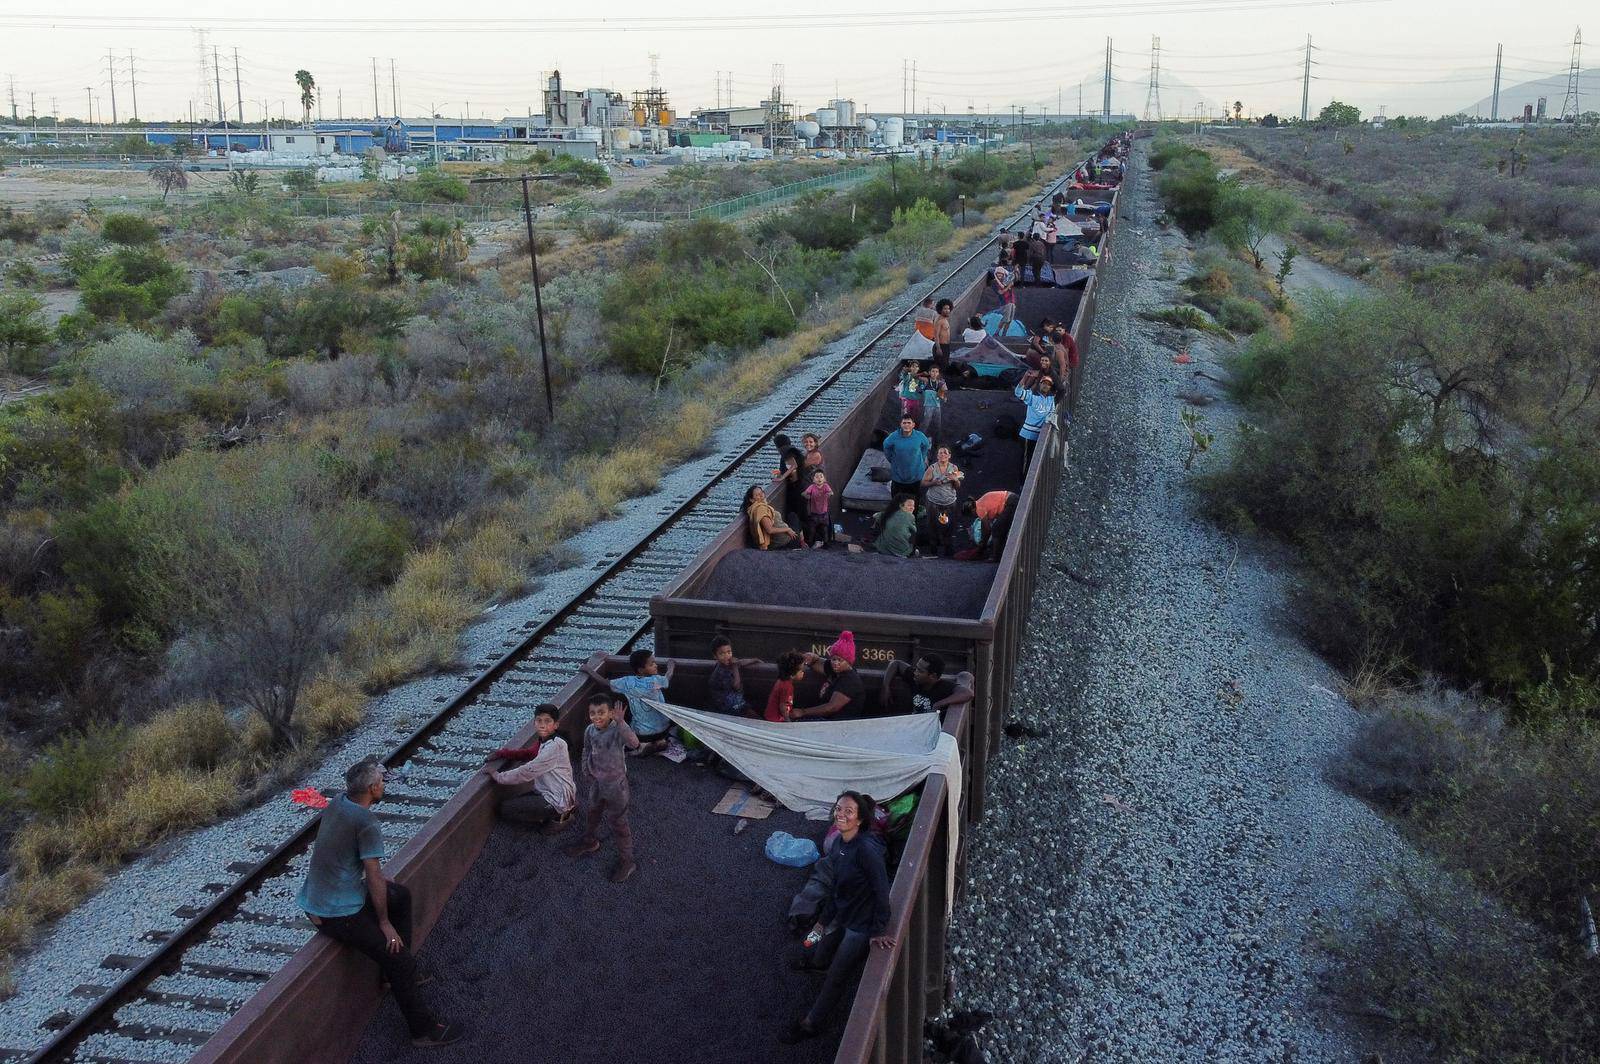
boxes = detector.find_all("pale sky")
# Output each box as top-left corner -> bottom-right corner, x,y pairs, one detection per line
0,1 -> 1589,124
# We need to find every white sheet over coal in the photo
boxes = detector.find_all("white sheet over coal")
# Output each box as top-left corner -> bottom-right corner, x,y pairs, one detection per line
646,701 -> 963,913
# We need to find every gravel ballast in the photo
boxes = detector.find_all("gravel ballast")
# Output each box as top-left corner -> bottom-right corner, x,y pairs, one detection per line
941,148 -> 1422,1061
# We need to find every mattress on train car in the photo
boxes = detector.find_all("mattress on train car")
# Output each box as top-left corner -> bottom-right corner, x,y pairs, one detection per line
842,447 -> 893,511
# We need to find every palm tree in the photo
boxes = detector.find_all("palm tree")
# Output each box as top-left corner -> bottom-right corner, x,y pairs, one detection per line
295,70 -> 316,127
1233,100 -> 1244,124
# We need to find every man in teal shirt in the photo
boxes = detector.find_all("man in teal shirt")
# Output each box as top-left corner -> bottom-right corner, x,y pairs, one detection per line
298,757 -> 460,1047
881,416 -> 931,500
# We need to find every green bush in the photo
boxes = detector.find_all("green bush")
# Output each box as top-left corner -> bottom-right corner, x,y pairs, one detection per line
0,207 -> 42,244
405,169 -> 469,203
885,197 -> 955,262
21,725 -> 127,816
217,282 -> 408,359
1156,153 -> 1223,232
280,168 -> 318,194
77,246 -> 187,323
1216,296 -> 1267,334
1205,284 -> 1600,704
99,214 -> 159,247
0,292 -> 51,371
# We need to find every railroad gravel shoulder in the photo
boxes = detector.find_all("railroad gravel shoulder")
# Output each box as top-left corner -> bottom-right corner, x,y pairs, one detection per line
0,203 -> 1027,1052
944,151 -> 1423,1062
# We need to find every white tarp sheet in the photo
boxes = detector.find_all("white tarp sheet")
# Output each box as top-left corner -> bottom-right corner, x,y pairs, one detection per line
646,701 -> 963,913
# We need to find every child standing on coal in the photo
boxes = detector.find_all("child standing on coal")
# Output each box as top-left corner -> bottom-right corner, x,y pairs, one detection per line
566,692 -> 640,883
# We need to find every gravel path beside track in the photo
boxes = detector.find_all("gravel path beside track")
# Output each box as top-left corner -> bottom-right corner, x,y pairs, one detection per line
944,145 -> 1419,1062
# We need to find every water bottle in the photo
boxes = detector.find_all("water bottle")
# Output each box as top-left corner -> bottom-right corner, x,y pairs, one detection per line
803,927 -> 824,949
833,523 -> 843,534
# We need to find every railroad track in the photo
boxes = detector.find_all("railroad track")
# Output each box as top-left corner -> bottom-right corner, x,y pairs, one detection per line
14,162 -> 1085,1064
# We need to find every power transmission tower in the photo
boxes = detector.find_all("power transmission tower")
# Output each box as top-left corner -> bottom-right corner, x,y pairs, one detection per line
1491,43 -> 1502,121
1103,37 -> 1112,124
194,28 -> 211,122
1300,35 -> 1313,122
6,76 -> 16,122
106,51 -> 118,124
1143,36 -> 1161,121
1559,26 -> 1582,122
128,50 -> 139,121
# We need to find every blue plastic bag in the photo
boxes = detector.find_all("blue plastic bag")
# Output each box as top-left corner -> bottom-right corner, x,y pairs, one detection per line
764,831 -> 821,868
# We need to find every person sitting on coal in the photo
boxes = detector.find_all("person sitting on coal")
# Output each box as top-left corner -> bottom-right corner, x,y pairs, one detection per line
744,485 -> 803,550
792,631 -> 866,721
872,493 -> 919,559
297,756 -> 462,1048
879,653 -> 976,716
479,703 -> 576,833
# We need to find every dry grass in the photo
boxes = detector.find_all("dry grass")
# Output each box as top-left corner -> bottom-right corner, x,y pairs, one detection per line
297,675 -> 367,744
126,700 -> 236,778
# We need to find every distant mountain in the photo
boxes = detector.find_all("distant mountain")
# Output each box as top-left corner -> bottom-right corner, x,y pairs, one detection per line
1460,70 -> 1600,118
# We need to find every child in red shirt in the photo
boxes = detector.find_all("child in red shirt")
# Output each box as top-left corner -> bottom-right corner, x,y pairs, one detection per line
765,652 -> 806,722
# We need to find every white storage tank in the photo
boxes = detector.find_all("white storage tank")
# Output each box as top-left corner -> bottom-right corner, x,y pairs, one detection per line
830,99 -> 856,126
628,129 -> 644,148
861,117 -> 877,134
881,116 -> 904,147
609,128 -> 632,151
575,126 -> 604,144
816,108 -> 838,128
795,119 -> 821,139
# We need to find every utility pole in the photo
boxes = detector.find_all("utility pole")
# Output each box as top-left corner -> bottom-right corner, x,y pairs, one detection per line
1103,38 -> 1113,124
6,76 -> 16,122
338,88 -> 343,121
912,60 -> 917,116
902,60 -> 907,116
214,46 -> 230,165
106,51 -> 118,125
390,59 -> 398,117
234,49 -> 245,137
85,86 -> 92,128
1559,26 -> 1582,122
1300,35 -> 1313,123
372,58 -> 380,119
128,50 -> 139,121
1491,43 -> 1503,121
470,174 -> 558,419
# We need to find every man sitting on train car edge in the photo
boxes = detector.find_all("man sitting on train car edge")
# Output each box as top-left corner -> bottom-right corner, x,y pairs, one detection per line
297,756 -> 462,1048
792,631 -> 865,720
879,653 -> 976,716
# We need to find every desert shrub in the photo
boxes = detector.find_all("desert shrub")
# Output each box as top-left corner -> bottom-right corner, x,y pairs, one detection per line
1332,870 -> 1593,1064
216,281 -> 407,359
0,208 -> 42,244
1138,304 -> 1229,336
1156,152 -> 1223,232
99,213 -> 159,247
77,245 -> 187,323
5,259 -> 42,288
884,198 -> 955,263
0,292 -> 51,372
577,214 -> 622,241
280,168 -> 318,194
1215,296 -> 1267,334
399,169 -> 468,203
0,379 -> 131,506
20,725 -> 126,816
75,330 -> 211,412
1207,285 -> 1600,706
296,674 -> 366,743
